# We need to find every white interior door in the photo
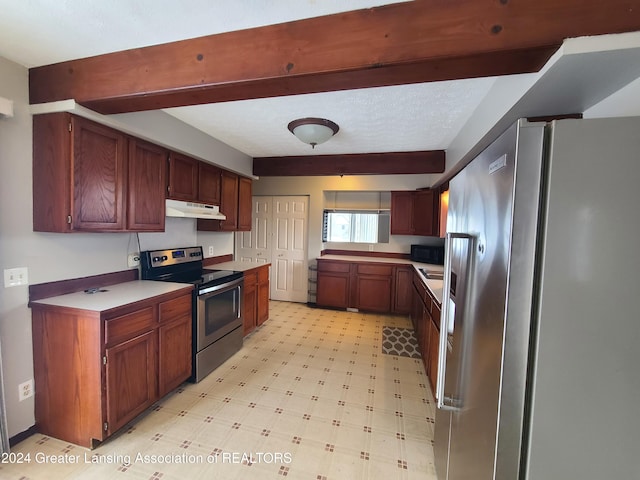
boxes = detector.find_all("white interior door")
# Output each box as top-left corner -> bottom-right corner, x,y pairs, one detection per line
236,197 -> 271,264
235,196 -> 309,303
271,196 -> 308,302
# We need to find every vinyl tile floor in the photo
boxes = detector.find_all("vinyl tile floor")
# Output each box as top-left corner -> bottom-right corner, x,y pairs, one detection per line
1,301 -> 437,480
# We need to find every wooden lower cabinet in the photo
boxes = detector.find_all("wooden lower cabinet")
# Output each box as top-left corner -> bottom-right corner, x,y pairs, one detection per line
158,294 -> 193,397
31,288 -> 193,448
427,318 -> 439,395
410,271 -> 441,394
257,266 -> 270,326
243,271 -> 258,336
355,263 -> 394,312
355,275 -> 392,312
106,330 -> 157,435
316,259 -> 415,314
242,265 -> 270,336
393,266 -> 413,314
316,260 -> 351,309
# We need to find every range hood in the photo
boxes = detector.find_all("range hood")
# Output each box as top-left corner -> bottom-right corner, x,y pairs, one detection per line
165,199 -> 226,220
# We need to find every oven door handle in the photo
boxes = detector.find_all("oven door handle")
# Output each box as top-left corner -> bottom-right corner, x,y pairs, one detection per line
199,278 -> 242,295
236,285 -> 242,319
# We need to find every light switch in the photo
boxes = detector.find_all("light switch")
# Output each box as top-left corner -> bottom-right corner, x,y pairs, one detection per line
4,267 -> 28,287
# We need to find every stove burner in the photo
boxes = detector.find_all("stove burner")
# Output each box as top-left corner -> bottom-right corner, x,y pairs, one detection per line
140,246 -> 242,289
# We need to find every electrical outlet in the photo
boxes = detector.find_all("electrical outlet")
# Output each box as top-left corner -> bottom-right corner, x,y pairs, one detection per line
18,379 -> 33,401
127,253 -> 140,267
208,246 -> 214,256
4,267 -> 28,288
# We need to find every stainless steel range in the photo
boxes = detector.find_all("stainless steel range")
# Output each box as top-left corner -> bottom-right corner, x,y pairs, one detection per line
140,246 -> 244,382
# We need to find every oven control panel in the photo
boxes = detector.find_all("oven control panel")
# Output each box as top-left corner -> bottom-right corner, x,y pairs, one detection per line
143,246 -> 203,268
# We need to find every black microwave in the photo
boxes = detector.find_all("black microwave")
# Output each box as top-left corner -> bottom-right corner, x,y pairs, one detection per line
410,244 -> 445,265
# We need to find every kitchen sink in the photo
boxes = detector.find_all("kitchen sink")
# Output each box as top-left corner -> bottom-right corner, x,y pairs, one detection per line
418,268 -> 444,280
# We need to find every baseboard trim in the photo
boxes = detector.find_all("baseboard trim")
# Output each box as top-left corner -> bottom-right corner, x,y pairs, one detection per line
9,425 -> 38,447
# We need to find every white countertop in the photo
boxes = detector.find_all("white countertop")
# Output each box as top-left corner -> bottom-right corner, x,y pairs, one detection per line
317,254 -> 444,304
208,261 -> 271,272
30,280 -> 192,312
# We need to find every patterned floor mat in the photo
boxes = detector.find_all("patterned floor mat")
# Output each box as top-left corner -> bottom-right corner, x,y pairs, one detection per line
381,326 -> 422,359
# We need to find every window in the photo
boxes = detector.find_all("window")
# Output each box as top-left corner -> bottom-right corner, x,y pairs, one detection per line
322,210 -> 390,243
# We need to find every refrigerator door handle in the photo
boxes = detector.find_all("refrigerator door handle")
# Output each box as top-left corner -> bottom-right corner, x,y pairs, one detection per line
437,232 -> 474,411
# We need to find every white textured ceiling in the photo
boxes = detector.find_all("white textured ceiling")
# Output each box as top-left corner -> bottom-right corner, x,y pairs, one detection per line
0,0 -> 410,68
164,79 -> 497,157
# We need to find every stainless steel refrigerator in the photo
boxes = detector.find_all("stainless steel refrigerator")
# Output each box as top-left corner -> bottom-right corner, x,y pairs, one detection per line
434,117 -> 640,480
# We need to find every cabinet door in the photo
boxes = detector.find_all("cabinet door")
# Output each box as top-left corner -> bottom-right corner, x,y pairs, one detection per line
411,281 -> 422,331
428,319 -> 439,395
158,294 -> 193,396
257,266 -> 270,326
198,162 -> 221,205
168,152 -> 198,201
106,330 -> 157,435
390,191 -> 414,235
421,304 -> 431,372
158,317 -> 192,396
316,271 -> 350,309
356,276 -> 392,312
219,171 -> 239,230
33,113 -> 73,232
316,260 -> 351,308
413,190 -> 436,236
237,176 -> 253,231
128,138 -> 167,231
243,275 -> 257,336
72,116 -> 127,231
393,266 -> 413,314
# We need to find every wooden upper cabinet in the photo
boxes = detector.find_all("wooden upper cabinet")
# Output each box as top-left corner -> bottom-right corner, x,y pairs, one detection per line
390,191 -> 414,235
218,170 -> 239,231
127,138 -> 167,231
237,176 -> 252,231
413,190 -> 435,236
72,117 -> 127,231
390,189 -> 439,237
168,152 -> 198,201
34,113 -> 167,233
33,113 -> 129,232
198,162 -> 221,205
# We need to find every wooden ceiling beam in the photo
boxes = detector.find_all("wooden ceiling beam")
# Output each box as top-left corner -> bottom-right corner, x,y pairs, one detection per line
29,0 -> 640,114
253,151 -> 445,176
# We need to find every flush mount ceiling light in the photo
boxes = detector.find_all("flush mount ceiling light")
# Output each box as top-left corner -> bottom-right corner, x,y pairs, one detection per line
288,117 -> 339,149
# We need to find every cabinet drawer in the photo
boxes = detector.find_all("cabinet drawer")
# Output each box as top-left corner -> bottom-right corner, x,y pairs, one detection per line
357,264 -> 393,276
105,307 -> 154,346
159,294 -> 192,324
317,261 -> 350,273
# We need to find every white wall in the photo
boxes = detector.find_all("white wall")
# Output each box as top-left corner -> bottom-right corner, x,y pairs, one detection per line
253,175 -> 444,262
0,56 -> 236,437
